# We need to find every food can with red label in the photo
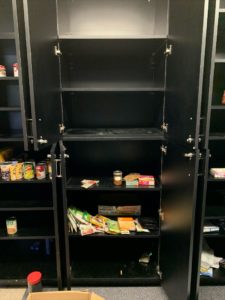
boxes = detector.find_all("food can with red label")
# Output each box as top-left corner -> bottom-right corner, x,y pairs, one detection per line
23,161 -> 35,180
0,65 -> 6,77
36,163 -> 46,180
13,63 -> 18,77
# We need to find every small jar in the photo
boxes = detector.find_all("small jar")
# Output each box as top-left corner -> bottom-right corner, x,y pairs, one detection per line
6,217 -> 17,235
113,170 -> 123,186
0,65 -> 6,77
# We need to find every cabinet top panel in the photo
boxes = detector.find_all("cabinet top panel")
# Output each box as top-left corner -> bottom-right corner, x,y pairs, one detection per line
57,0 -> 169,38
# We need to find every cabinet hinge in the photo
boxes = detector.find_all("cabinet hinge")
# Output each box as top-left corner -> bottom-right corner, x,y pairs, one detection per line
161,122 -> 168,133
164,44 -> 172,56
59,123 -> 65,134
156,265 -> 162,280
186,135 -> 194,144
38,137 -> 48,144
54,45 -> 62,56
160,145 -> 167,155
158,209 -> 165,221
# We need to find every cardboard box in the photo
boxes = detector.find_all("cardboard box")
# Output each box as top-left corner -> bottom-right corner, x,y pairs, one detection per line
27,291 -> 105,300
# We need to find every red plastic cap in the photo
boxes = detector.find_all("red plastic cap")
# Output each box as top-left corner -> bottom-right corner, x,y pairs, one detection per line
27,271 -> 42,285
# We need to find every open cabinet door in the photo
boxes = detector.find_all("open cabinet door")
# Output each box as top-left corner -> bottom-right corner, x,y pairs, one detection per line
23,0 -> 61,150
161,0 -> 209,299
161,145 -> 200,300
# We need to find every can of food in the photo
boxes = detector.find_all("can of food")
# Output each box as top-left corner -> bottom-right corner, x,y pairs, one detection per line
36,163 -> 46,180
0,65 -> 6,77
13,63 -> 18,77
1,162 -> 11,181
10,162 -> 23,181
6,217 -> 17,235
23,161 -> 35,180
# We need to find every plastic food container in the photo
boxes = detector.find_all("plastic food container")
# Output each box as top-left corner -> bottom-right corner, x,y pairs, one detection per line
27,271 -> 43,293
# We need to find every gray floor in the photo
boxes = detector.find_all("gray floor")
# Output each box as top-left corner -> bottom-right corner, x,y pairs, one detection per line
1,287 -> 225,300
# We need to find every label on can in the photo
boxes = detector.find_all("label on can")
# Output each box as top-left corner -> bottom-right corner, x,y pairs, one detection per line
1,162 -> 11,181
36,163 -> 46,180
6,217 -> 17,235
24,161 -> 35,180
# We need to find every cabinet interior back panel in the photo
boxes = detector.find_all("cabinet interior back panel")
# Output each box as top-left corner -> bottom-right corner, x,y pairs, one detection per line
220,0 -> 225,9
61,39 -> 166,89
64,141 -> 161,176
0,82 -> 20,107
217,13 -> 225,54
57,0 -> 168,37
63,92 -> 163,128
0,0 -> 14,32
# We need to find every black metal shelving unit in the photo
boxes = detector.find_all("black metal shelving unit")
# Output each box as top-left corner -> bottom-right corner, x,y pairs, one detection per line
191,1 -> 225,296
57,0 -> 169,287
55,0 -> 209,296
0,0 -> 62,288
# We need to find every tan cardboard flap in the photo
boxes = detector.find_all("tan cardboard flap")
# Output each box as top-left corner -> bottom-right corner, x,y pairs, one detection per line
28,291 -> 105,300
91,292 -> 105,300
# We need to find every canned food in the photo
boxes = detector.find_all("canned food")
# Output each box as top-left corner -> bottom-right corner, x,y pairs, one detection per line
13,63 -> 18,77
23,161 -> 35,180
6,217 -> 17,235
36,163 -> 46,180
0,65 -> 6,77
10,162 -> 23,181
1,162 -> 11,181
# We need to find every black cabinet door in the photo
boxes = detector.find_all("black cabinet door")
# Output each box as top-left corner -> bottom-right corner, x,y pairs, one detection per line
161,1 -> 209,299
165,0 -> 209,149
161,145 -> 200,300
23,0 -> 61,150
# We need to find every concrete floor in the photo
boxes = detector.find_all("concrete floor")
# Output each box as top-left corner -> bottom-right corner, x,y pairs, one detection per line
1,287 -> 225,300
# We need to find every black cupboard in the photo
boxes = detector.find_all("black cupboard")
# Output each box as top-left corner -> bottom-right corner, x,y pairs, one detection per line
0,0 -> 223,299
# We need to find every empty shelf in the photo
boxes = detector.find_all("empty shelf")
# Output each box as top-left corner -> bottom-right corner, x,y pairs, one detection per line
215,53 -> 225,63
0,107 -> 21,111
59,34 -> 167,40
63,128 -> 165,141
205,206 -> 225,219
0,32 -> 15,39
70,260 -> 160,286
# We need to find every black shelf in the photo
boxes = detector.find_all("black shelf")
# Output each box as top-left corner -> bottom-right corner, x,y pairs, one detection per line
0,133 -> 23,142
70,260 -> 160,286
0,259 -> 56,286
0,77 -> 18,81
0,227 -> 55,240
0,32 -> 15,39
0,179 -> 52,184
209,133 -> 225,140
63,128 -> 165,142
211,105 -> 225,110
69,230 -> 160,239
208,175 -> 225,182
215,53 -> 225,63
0,200 -> 53,211
205,206 -> 225,219
66,176 -> 161,191
59,34 -> 168,40
204,231 -> 225,238
0,107 -> 21,111
201,269 -> 225,285
61,85 -> 165,92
